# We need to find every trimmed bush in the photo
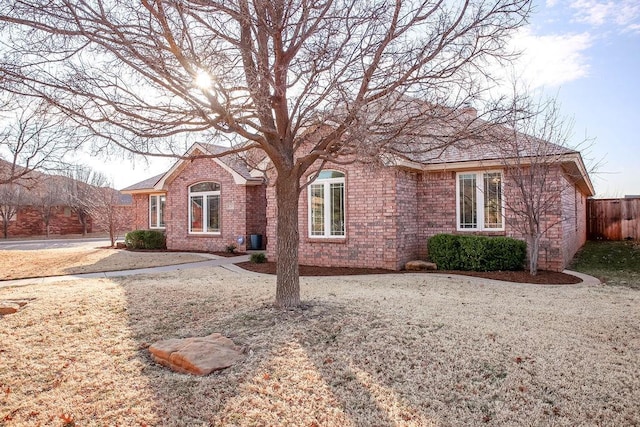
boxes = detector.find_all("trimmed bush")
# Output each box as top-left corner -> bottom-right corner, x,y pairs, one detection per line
125,229 -> 166,250
428,234 -> 526,271
249,252 -> 267,263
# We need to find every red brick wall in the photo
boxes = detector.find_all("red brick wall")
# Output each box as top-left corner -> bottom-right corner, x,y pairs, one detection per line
560,172 -> 588,268
130,194 -> 151,230
417,171 -> 457,258
3,206 -> 91,237
419,166 -> 585,272
394,169 -> 420,269
163,156 -> 254,252
266,161 -> 401,269
246,184 -> 267,248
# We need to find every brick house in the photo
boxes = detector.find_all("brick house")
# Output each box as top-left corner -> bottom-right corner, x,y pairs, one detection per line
122,133 -> 593,272
0,160 -> 134,238
122,143 -> 266,253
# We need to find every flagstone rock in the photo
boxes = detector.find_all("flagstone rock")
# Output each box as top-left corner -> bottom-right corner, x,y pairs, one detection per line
405,260 -> 437,271
0,302 -> 21,315
149,333 -> 244,375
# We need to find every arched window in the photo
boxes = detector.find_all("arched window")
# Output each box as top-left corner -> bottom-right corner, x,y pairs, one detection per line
189,182 -> 221,233
308,170 -> 345,238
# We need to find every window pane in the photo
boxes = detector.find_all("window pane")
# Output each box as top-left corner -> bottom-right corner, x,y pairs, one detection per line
207,195 -> 220,232
150,196 -> 158,228
310,184 -> 324,235
159,195 -> 166,227
317,170 -> 345,180
190,182 -> 220,193
484,173 -> 502,228
190,195 -> 203,232
330,182 -> 345,236
459,174 -> 477,228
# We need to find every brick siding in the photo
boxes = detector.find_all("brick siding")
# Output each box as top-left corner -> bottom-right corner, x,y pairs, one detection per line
128,154 -> 267,253
128,147 -> 586,272
266,161 -> 402,269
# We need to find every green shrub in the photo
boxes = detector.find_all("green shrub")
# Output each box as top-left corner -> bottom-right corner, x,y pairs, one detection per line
225,243 -> 237,254
249,252 -> 267,263
427,234 -> 462,270
125,229 -> 166,250
427,234 -> 525,271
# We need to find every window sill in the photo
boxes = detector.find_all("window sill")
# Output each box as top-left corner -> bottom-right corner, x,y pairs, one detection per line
455,229 -> 506,235
187,232 -> 222,237
306,236 -> 347,244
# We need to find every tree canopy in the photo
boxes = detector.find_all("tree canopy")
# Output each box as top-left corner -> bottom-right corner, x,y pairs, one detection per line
0,0 -> 531,307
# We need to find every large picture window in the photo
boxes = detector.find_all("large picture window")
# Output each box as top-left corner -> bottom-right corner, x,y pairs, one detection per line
308,170 -> 345,238
456,171 -> 503,231
189,182 -> 220,233
149,194 -> 166,229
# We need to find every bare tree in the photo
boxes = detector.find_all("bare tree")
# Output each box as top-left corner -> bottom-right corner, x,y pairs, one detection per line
90,183 -> 132,247
0,183 -> 23,238
0,97 -> 86,186
494,94 -> 593,275
64,166 -> 109,236
0,0 -> 531,307
31,178 -> 64,237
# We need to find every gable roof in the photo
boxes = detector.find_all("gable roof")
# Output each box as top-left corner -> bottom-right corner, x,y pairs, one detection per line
120,173 -> 165,193
120,143 -> 264,193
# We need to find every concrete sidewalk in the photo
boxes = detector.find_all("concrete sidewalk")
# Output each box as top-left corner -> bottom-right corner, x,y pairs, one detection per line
0,254 -> 252,289
0,253 -> 600,290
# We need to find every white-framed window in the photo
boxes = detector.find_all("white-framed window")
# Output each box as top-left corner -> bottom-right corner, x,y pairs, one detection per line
308,170 -> 345,238
149,194 -> 166,229
456,171 -> 504,231
189,182 -> 220,234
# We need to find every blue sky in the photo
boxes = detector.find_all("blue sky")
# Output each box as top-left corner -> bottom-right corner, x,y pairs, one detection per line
512,0 -> 640,196
103,0 -> 639,197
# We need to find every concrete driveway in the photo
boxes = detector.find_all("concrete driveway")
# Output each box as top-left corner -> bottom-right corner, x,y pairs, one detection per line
0,237 -> 111,251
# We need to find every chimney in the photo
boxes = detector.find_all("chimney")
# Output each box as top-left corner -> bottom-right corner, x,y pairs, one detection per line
460,101 -> 477,120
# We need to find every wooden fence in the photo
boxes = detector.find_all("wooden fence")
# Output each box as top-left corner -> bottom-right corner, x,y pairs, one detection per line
588,198 -> 640,240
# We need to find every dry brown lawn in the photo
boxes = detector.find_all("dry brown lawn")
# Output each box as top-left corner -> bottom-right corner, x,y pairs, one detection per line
1,267 -> 639,426
0,247 -> 208,280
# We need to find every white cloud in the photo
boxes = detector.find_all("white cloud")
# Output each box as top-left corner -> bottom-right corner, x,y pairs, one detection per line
508,28 -> 592,88
569,0 -> 640,30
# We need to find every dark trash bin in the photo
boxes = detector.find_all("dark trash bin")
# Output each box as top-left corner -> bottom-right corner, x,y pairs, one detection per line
250,234 -> 263,250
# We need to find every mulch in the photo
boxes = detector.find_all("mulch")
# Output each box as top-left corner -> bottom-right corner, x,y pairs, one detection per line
235,261 -> 583,284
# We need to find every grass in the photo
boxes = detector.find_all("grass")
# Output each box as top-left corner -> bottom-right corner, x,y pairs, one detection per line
570,240 -> 640,289
1,267 -> 639,425
0,247 -> 209,280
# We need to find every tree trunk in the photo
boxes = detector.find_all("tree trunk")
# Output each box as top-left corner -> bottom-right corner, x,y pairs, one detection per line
528,234 -> 539,276
109,222 -> 116,247
274,173 -> 301,308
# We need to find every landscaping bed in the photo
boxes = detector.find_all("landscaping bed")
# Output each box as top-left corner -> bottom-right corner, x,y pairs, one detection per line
236,262 -> 582,284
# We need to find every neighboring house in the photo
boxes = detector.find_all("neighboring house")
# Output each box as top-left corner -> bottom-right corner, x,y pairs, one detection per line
0,160 -> 133,238
122,120 -> 593,272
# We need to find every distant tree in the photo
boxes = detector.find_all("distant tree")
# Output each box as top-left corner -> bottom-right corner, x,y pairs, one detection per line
89,183 -> 131,247
31,178 -> 63,237
0,0 -> 531,307
0,98 -> 85,186
64,166 -> 109,236
0,183 -> 23,238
